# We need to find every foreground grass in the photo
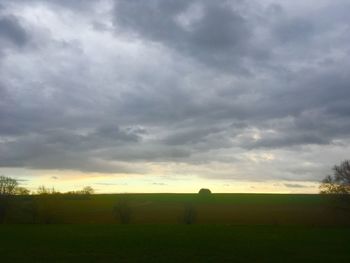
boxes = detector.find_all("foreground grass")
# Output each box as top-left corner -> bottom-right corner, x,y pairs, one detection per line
1,225 -> 350,262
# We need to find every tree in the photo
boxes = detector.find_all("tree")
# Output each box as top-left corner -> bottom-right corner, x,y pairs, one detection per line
0,176 -> 30,223
36,186 -> 58,195
0,176 -> 18,195
198,188 -> 212,195
0,176 -> 19,223
81,186 -> 94,195
320,160 -> 350,194
66,186 -> 94,195
15,187 -> 30,195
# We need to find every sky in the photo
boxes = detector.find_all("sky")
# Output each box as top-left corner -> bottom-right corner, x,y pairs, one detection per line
0,0 -> 350,193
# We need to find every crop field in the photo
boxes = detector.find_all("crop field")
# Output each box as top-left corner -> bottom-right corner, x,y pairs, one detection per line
3,194 -> 350,225
1,194 -> 350,262
1,225 -> 350,262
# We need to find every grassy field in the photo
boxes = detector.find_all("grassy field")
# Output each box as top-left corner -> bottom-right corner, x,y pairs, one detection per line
4,193 -> 350,225
2,194 -> 350,262
1,225 -> 350,262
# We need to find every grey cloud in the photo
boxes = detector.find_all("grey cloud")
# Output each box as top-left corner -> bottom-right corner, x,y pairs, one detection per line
245,133 -> 330,150
104,145 -> 192,162
0,0 -> 350,183
284,183 -> 311,188
273,17 -> 314,44
0,15 -> 28,46
113,0 -> 263,72
0,0 -> 96,10
0,123 -> 146,173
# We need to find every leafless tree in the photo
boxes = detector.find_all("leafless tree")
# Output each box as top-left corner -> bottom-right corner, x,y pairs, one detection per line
320,160 -> 350,194
0,176 -> 18,195
36,185 -> 59,195
81,186 -> 94,195
15,187 -> 30,195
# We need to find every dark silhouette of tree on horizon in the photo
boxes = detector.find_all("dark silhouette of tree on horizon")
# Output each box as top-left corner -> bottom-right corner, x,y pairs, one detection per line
320,160 -> 350,194
198,188 -> 211,195
0,176 -> 18,223
0,176 -> 18,195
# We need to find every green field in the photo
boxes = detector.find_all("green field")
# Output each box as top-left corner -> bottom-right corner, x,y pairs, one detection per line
1,194 -> 350,262
3,194 -> 350,225
1,225 -> 350,262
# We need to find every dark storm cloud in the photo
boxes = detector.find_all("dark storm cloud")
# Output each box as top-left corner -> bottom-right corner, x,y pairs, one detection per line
0,15 -> 28,46
0,0 -> 350,182
0,0 -> 96,10
0,125 -> 143,172
113,0 -> 264,72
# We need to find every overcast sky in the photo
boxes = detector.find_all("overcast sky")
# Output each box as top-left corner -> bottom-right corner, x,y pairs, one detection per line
1,0 -> 350,193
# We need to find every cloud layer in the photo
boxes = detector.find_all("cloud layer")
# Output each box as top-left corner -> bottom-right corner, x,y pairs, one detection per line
1,0 -> 350,183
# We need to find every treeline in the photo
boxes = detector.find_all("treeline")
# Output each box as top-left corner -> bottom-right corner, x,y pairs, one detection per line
0,175 -> 94,196
0,175 -> 96,224
36,185 -> 94,195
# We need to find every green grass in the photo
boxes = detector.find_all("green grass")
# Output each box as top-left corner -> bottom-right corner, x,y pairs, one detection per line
1,225 -> 350,262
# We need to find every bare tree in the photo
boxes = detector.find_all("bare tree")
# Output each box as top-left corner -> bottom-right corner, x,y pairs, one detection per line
36,185 -> 59,195
81,186 -> 94,195
0,176 -> 18,195
320,160 -> 350,194
15,187 -> 30,195
0,176 -> 19,223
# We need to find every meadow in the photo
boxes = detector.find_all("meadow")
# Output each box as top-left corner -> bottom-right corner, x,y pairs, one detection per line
1,194 -> 350,262
3,193 -> 350,225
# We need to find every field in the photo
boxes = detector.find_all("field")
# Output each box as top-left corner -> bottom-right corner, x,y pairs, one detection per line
1,194 -> 350,262
3,193 -> 350,225
1,225 -> 350,262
